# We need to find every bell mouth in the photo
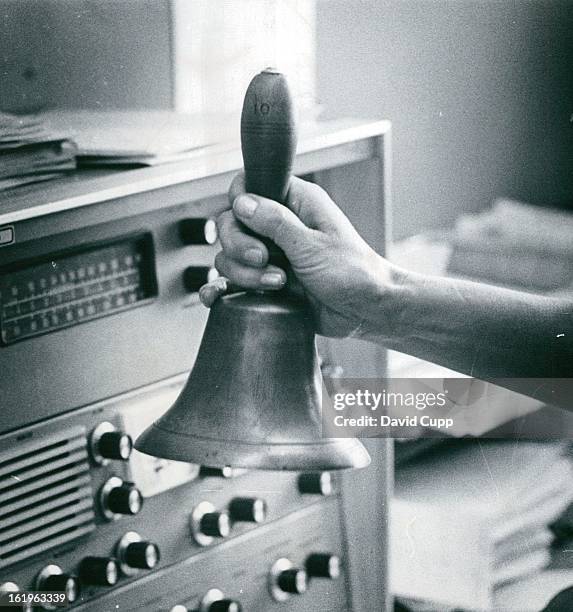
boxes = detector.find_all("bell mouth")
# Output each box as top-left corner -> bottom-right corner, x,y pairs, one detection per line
135,424 -> 371,471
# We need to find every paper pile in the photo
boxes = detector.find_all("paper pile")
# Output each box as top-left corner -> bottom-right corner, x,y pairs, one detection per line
391,441 -> 573,610
0,112 -> 76,191
40,110 -> 236,166
447,198 -> 573,291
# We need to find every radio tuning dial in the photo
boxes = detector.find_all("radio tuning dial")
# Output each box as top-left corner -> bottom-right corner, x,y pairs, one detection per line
298,472 -> 333,496
306,553 -> 341,579
179,218 -> 218,245
269,558 -> 307,602
229,497 -> 267,524
90,422 -> 132,465
191,502 -> 231,546
200,589 -> 242,612
183,266 -> 218,293
99,477 -> 143,520
116,531 -> 160,576
79,556 -> 119,586
35,565 -> 79,609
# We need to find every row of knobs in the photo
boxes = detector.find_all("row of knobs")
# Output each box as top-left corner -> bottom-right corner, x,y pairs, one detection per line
190,472 -> 333,546
3,532 -> 162,609
1,551 -> 338,611
166,553 -> 340,612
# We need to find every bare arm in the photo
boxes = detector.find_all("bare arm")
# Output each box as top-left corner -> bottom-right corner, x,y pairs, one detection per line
201,175 -> 573,407
372,270 -> 573,403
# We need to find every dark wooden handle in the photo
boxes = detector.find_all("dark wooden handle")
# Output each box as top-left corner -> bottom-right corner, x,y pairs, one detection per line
240,68 -> 297,269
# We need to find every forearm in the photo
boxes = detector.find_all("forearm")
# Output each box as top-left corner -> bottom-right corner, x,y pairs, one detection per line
362,264 -> 572,401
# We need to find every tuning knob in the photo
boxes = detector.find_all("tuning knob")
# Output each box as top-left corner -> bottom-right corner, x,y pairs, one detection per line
179,218 -> 218,245
298,472 -> 333,496
183,266 -> 218,293
79,556 -> 119,586
200,589 -> 242,612
116,531 -> 160,576
305,553 -> 341,579
90,422 -> 132,464
269,558 -> 307,602
35,565 -> 79,608
99,477 -> 143,520
191,502 -> 231,546
229,497 -> 267,524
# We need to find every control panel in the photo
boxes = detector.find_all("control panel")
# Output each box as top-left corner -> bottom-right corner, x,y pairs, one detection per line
0,375 -> 347,610
0,120 -> 391,611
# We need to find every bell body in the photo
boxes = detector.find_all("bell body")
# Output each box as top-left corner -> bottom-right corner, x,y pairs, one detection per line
135,292 -> 370,470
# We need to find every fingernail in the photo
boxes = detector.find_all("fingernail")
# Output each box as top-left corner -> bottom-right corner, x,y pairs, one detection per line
234,195 -> 258,218
244,248 -> 263,265
261,272 -> 284,288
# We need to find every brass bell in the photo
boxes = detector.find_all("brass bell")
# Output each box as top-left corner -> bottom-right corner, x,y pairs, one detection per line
135,69 -> 370,471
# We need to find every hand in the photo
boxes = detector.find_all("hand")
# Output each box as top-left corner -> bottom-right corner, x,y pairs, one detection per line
200,174 -> 401,338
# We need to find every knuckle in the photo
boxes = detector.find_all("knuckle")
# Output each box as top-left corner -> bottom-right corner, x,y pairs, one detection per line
268,207 -> 289,241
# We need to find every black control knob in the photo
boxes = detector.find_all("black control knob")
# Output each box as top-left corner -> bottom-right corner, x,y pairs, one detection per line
306,553 -> 341,579
123,541 -> 160,570
183,266 -> 218,293
179,218 -> 218,245
229,497 -> 266,524
298,472 -> 333,496
116,532 -> 160,576
200,512 -> 231,538
36,566 -> 79,605
277,568 -> 307,595
90,422 -> 132,465
200,589 -> 242,612
99,431 -> 132,461
199,466 -> 234,478
79,556 -> 119,586
107,481 -> 143,516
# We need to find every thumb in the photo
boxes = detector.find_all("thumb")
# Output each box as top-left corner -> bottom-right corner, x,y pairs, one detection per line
233,193 -> 311,258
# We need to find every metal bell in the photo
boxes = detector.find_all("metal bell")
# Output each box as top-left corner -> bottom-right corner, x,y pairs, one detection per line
135,292 -> 370,470
136,69 -> 370,470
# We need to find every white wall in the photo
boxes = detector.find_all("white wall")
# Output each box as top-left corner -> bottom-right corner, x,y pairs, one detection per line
172,0 -> 316,115
316,0 -> 573,238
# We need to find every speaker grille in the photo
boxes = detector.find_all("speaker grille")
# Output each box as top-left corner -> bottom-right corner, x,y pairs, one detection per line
0,426 -> 95,569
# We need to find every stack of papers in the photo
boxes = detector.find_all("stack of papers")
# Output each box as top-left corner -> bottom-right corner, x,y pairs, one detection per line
0,112 -> 77,191
391,441 -> 573,610
41,111 -> 237,166
447,198 -> 573,291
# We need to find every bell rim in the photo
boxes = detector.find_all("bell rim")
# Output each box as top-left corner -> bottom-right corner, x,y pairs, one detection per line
135,423 -> 371,471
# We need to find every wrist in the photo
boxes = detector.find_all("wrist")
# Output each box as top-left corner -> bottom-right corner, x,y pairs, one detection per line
353,256 -> 411,343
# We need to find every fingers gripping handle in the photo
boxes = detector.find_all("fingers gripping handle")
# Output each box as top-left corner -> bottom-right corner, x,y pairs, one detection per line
240,68 -> 297,270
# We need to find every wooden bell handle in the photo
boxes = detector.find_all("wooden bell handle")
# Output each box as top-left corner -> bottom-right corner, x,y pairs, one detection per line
240,68 -> 297,270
